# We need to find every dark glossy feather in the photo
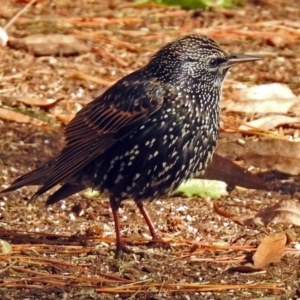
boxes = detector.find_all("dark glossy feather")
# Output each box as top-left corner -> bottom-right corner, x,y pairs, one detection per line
46,183 -> 85,205
2,164 -> 50,192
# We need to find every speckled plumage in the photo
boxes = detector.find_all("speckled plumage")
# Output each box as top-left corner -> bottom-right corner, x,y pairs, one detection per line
2,34 -> 261,256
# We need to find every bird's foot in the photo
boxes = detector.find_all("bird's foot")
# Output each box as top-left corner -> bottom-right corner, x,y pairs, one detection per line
115,241 -> 132,258
146,233 -> 170,249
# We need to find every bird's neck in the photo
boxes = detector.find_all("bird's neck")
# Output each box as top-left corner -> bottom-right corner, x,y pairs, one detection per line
183,82 -> 221,132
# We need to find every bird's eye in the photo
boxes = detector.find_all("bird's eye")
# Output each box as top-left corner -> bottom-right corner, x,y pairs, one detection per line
208,58 -> 220,68
208,57 -> 228,68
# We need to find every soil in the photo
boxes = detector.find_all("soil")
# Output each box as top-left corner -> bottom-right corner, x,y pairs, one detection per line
0,0 -> 300,299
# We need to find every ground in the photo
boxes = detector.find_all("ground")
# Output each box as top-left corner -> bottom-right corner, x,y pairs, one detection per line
0,0 -> 300,299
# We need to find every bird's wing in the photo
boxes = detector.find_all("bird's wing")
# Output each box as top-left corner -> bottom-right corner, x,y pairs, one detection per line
32,76 -> 166,198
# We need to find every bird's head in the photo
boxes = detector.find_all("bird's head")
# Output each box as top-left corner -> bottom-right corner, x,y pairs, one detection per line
148,34 -> 262,88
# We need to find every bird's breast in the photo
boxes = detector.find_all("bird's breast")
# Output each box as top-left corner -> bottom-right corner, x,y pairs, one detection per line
83,96 -> 220,202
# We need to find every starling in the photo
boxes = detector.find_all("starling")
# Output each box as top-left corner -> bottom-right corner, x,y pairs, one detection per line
1,34 -> 262,256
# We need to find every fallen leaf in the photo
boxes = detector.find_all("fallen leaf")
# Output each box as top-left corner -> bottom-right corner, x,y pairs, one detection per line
222,98 -> 299,114
229,233 -> 288,273
81,189 -> 101,199
239,115 -> 300,131
215,141 -> 248,160
216,139 -> 300,176
253,232 -> 287,269
8,34 -> 91,56
202,154 -> 266,190
240,83 -> 296,101
65,71 -> 114,86
222,83 -> 299,114
16,97 -> 60,108
175,179 -> 228,199
215,199 -> 300,228
251,199 -> 300,227
0,107 -> 44,126
242,141 -> 300,175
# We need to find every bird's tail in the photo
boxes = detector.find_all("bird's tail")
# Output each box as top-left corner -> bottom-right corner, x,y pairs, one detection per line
1,163 -> 51,193
1,162 -> 85,205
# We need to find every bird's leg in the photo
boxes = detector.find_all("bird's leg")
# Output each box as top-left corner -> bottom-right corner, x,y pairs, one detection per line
136,201 -> 169,247
109,198 -> 132,257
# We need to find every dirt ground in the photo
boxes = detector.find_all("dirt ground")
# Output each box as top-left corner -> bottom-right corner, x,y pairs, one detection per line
0,0 -> 300,299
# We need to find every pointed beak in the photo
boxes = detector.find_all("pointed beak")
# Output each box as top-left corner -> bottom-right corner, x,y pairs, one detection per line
223,54 -> 263,68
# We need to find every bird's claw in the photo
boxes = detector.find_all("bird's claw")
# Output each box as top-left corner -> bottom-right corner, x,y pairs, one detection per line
115,241 -> 133,258
147,234 -> 171,249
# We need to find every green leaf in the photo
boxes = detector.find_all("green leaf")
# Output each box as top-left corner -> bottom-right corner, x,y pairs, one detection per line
136,0 -> 243,9
175,179 -> 228,198
81,189 -> 101,199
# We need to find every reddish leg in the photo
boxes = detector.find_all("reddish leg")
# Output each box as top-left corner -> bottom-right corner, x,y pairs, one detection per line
136,201 -> 168,247
110,198 -> 132,257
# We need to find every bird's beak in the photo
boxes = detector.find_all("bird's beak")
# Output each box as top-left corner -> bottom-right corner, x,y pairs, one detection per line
223,54 -> 263,68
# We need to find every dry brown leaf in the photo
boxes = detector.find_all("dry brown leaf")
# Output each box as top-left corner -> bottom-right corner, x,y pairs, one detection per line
8,34 -> 90,56
65,71 -> 114,86
239,115 -> 300,131
222,98 -> 299,114
215,141 -> 248,160
0,107 -> 44,126
216,140 -> 300,175
251,199 -> 300,227
222,83 -> 299,114
16,97 -> 60,108
202,154 -> 266,190
215,199 -> 300,228
252,232 -> 287,269
239,83 -> 296,102
229,233 -> 287,273
242,141 -> 300,175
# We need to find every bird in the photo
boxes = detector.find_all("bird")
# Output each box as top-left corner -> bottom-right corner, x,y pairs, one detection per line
1,34 -> 262,257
